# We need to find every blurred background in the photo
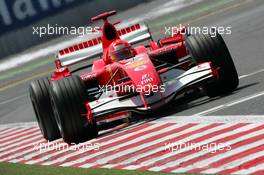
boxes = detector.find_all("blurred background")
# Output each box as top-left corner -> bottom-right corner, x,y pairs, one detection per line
0,0 -> 151,59
0,0 -> 205,72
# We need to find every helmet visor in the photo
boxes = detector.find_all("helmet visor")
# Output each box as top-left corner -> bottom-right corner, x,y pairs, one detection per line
111,46 -> 134,61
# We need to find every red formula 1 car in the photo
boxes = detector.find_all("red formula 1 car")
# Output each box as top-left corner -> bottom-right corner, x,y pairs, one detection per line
29,10 -> 239,144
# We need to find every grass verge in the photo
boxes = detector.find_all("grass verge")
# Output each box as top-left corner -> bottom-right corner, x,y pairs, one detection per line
0,162 -> 204,175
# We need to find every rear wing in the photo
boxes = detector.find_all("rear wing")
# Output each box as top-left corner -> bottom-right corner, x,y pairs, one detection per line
57,23 -> 152,66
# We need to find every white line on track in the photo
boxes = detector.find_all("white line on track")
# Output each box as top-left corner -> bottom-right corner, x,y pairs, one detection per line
0,122 -> 38,129
152,115 -> 264,123
0,94 -> 27,106
184,68 -> 264,116
193,90 -> 264,116
239,68 -> 264,79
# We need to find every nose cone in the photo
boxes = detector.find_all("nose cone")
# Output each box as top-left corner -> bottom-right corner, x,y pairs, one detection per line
124,54 -> 161,95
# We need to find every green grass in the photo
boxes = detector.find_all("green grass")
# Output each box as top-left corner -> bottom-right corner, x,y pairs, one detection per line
0,57 -> 53,81
0,162 -> 204,175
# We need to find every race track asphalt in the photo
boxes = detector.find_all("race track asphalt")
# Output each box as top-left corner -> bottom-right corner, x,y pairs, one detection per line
1,0 -> 264,124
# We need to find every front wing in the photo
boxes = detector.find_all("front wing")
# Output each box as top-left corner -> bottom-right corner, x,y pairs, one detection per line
89,62 -> 216,118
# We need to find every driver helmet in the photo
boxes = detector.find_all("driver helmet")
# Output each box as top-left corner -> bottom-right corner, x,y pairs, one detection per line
109,39 -> 135,62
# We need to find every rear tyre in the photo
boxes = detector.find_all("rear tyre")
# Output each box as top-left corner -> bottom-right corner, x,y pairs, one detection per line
29,78 -> 60,141
49,75 -> 98,144
185,32 -> 239,97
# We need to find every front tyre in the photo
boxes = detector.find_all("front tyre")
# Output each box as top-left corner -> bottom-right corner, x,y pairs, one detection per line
29,78 -> 60,141
49,75 -> 98,144
185,32 -> 239,97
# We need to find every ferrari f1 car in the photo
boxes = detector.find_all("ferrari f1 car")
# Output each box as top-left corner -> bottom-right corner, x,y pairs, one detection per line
29,10 -> 239,144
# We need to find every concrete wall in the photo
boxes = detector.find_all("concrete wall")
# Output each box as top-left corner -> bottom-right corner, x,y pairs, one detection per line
0,0 -> 150,59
